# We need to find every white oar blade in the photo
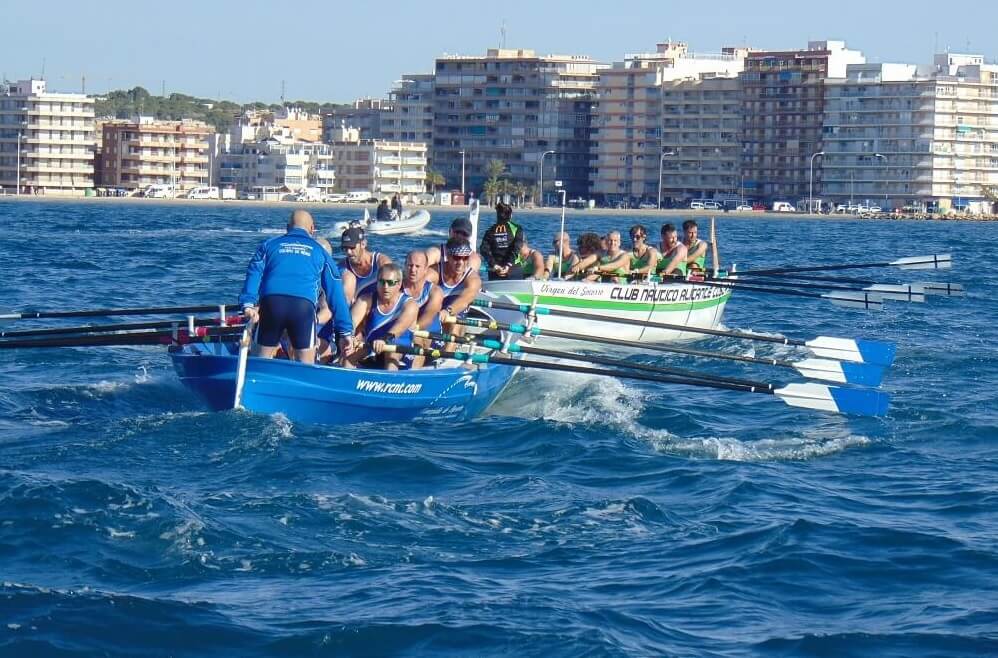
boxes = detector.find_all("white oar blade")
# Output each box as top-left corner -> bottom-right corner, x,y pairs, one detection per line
805,336 -> 897,367
792,358 -> 885,387
914,282 -> 965,297
823,291 -> 884,310
775,383 -> 890,417
890,254 -> 952,270
863,284 -> 926,303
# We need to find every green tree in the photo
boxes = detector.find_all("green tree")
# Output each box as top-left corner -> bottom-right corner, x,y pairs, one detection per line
425,169 -> 446,193
483,159 -> 507,205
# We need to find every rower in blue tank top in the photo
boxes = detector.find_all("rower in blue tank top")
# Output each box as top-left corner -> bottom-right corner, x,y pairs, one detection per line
427,238 -> 483,347
338,226 -> 392,303
344,262 -> 419,371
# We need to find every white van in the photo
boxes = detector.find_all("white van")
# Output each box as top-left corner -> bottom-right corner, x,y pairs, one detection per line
772,201 -> 795,213
346,190 -> 373,203
186,186 -> 219,200
144,184 -> 174,199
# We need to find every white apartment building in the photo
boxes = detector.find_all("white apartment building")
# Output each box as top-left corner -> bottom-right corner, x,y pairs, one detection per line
823,54 -> 998,211
330,125 -> 427,198
591,42 -> 747,206
0,79 -> 95,195
218,136 -> 335,195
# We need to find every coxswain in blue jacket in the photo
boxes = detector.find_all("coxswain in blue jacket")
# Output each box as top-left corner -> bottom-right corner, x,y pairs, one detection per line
239,210 -> 353,364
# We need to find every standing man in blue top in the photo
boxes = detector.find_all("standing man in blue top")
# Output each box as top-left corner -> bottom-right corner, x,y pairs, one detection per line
239,209 -> 353,364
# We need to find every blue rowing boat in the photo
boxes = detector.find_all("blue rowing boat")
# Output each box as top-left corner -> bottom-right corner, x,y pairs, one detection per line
170,341 -> 519,425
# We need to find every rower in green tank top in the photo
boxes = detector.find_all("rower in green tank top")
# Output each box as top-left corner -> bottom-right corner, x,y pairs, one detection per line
657,223 -> 688,278
595,231 -> 630,281
682,219 -> 708,272
627,224 -> 659,279
516,237 -> 546,280
546,232 -> 579,279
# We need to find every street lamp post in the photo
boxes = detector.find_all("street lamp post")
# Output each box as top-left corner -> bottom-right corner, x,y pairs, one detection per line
459,150 -> 466,195
15,130 -> 22,196
808,151 -> 824,213
538,150 -> 555,207
873,152 -> 887,208
657,149 -> 677,209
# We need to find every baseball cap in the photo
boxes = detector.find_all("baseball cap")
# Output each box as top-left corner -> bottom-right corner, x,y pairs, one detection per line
450,216 -> 473,236
340,226 -> 365,247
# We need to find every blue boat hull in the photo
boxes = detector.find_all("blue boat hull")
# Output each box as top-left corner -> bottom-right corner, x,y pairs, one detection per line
170,343 -> 518,425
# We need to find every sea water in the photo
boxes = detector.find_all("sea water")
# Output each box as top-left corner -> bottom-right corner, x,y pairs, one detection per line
1,200 -> 996,657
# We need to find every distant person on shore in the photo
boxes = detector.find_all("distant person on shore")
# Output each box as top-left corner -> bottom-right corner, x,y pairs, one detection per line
239,210 -> 353,364
376,199 -> 392,221
480,201 -> 524,280
546,232 -> 579,279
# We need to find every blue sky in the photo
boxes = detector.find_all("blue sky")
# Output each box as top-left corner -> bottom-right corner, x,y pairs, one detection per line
3,0 -> 991,102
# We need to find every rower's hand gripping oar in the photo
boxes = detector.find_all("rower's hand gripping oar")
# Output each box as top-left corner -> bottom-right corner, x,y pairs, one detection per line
471,299 -> 896,367
384,344 -> 890,417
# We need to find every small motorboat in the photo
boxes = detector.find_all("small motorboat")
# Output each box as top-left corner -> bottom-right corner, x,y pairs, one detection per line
332,209 -> 431,237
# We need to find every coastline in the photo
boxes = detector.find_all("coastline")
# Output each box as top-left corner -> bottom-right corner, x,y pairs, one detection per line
0,194 -> 992,221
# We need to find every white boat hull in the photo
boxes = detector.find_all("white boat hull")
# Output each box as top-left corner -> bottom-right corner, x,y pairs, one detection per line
333,210 -> 431,236
482,279 -> 730,342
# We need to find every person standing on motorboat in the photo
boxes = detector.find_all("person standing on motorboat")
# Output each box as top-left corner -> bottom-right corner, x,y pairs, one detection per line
390,194 -> 403,220
628,224 -> 659,280
344,262 -> 418,371
339,226 -> 393,303
427,238 -> 482,348
376,199 -> 392,221
480,201 -> 524,280
656,223 -> 688,278
239,210 -> 353,364
425,216 -> 482,273
545,232 -> 579,280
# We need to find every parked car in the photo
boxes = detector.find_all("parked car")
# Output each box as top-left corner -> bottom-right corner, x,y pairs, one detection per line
322,193 -> 348,203
638,202 -> 658,209
735,204 -> 754,211
703,200 -> 723,210
237,191 -> 258,201
772,201 -> 796,212
185,186 -> 219,200
143,184 -> 174,199
689,201 -> 706,210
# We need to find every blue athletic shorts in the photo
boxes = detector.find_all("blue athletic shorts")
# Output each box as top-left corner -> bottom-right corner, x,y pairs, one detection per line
256,295 -> 316,350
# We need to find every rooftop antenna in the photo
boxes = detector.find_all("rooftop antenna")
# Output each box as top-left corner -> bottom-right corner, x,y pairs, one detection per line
499,21 -> 506,49
934,31 -> 939,54
41,57 -> 46,80
81,73 -> 85,94
161,79 -> 166,97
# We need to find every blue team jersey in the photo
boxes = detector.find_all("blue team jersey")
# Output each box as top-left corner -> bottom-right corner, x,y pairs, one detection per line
238,227 -> 352,337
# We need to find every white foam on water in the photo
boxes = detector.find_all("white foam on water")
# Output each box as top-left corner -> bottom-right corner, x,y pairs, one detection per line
107,527 -> 136,539
267,413 -> 294,439
415,228 -> 448,237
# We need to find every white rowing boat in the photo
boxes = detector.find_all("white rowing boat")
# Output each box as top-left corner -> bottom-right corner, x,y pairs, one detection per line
483,278 -> 731,342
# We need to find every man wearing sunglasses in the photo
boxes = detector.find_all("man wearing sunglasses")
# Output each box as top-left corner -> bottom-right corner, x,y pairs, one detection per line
427,237 -> 482,348
545,232 -> 579,280
345,262 -> 419,370
239,210 -> 353,364
424,216 -> 482,273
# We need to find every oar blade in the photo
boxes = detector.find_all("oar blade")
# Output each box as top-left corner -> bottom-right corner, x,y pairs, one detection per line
890,254 -> 952,270
805,336 -> 896,367
775,383 -> 890,417
914,282 -> 965,297
792,358 -> 885,387
823,291 -> 884,311
864,284 -> 926,303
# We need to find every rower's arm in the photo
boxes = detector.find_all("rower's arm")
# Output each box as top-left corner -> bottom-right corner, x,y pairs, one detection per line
424,246 -> 442,268
238,241 -> 269,307
568,254 -> 599,278
391,300 -> 420,336
661,244 -> 689,275
598,252 -> 630,274
447,272 -> 482,316
686,240 -> 707,265
418,287 -> 444,331
632,249 -> 660,275
349,295 -> 372,338
529,250 -> 545,279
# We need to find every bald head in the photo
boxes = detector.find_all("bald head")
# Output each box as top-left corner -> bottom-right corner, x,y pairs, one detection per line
404,249 -> 429,285
288,209 -> 315,233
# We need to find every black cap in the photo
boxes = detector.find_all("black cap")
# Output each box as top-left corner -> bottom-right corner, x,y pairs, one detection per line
450,216 -> 473,236
341,226 -> 365,247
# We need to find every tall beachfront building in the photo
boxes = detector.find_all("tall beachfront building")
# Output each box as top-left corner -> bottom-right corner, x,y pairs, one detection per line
591,42 -> 748,207
429,48 -> 603,202
328,125 -> 427,198
0,79 -> 95,196
740,41 -> 865,203
382,75 -> 435,144
823,54 -> 998,212
98,118 -> 212,192
322,98 -> 388,142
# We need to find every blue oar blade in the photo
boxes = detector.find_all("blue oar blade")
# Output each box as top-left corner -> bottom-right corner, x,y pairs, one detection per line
792,358 -> 883,386
839,361 -> 886,387
856,339 -> 896,367
775,383 -> 890,417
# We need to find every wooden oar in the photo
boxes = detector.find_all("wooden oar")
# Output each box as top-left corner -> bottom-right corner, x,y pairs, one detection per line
438,318 -> 885,387
385,344 -> 890,417
0,304 -> 231,321
731,253 -> 952,277
694,279 -> 905,307
471,299 -> 896,366
0,316 -> 242,339
0,326 -> 244,349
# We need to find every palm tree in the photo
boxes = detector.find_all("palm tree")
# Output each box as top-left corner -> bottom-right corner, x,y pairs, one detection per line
483,159 -> 506,205
425,169 -> 446,193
